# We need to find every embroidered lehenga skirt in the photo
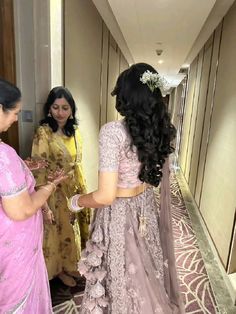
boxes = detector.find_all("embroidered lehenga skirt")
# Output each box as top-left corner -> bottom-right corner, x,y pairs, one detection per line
78,187 -> 182,314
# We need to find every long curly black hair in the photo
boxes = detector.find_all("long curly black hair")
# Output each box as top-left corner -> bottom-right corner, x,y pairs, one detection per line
40,86 -> 77,137
112,63 -> 176,187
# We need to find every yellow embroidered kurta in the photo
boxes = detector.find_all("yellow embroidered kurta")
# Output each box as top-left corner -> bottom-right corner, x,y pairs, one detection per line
31,124 -> 90,279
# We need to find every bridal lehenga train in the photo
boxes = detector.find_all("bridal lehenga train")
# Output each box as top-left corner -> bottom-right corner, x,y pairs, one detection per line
78,160 -> 185,314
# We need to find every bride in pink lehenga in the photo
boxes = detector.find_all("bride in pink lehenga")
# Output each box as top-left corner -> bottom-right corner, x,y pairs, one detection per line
0,79 -> 66,313
68,63 -> 185,313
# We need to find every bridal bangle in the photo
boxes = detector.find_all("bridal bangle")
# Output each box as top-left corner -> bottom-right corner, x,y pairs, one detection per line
47,181 -> 56,192
68,194 -> 84,212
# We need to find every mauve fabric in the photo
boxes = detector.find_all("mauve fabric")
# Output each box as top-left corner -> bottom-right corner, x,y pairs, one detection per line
78,121 -> 184,313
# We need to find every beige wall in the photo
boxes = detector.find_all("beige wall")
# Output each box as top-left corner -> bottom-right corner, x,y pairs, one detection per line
179,56 -> 198,174
169,81 -> 186,164
15,0 -> 64,159
172,1 -> 236,272
188,36 -> 213,194
170,84 -> 183,129
200,5 -> 236,270
15,0 -> 128,189
64,0 -> 128,191
14,0 -> 51,158
50,0 -> 63,87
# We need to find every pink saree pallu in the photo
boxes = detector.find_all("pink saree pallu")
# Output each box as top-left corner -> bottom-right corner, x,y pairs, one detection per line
0,142 -> 52,313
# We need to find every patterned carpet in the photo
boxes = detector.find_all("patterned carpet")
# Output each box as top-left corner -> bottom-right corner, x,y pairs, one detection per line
52,175 -> 218,313
170,176 -> 218,313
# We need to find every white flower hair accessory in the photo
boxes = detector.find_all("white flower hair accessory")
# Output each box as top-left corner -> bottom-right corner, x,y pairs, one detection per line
140,70 -> 168,93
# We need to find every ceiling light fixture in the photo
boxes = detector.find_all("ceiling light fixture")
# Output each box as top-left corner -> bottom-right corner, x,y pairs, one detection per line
156,49 -> 163,56
158,60 -> 164,64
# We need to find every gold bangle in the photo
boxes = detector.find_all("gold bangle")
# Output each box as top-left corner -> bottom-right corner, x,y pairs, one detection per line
39,186 -> 52,193
47,181 -> 56,192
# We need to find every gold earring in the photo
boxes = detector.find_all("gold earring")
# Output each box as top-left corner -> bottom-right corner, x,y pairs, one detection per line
69,114 -> 73,119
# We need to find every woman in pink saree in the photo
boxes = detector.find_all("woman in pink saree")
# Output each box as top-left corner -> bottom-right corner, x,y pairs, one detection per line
0,79 -> 66,313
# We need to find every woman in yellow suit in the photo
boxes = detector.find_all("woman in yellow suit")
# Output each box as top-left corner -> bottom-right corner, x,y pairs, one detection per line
32,87 -> 90,287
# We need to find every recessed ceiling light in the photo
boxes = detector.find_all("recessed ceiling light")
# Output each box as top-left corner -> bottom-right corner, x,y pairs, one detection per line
158,60 -> 164,64
156,49 -> 163,56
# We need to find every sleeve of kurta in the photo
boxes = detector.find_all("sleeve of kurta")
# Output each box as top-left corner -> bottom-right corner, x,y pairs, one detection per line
75,129 -> 87,194
74,128 -> 91,249
31,126 -> 50,187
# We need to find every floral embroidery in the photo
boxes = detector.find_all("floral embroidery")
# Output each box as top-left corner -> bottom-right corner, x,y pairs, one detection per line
99,120 -> 142,188
3,241 -> 11,247
108,199 -> 127,314
79,190 -> 167,313
0,271 -> 6,283
128,263 -> 137,275
164,259 -> 169,269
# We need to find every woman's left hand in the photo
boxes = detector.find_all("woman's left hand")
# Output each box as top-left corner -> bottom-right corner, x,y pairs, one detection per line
43,209 -> 55,224
24,158 -> 48,171
47,168 -> 69,186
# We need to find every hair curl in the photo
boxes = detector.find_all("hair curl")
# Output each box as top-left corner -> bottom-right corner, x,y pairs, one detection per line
40,86 -> 77,137
112,63 -> 176,187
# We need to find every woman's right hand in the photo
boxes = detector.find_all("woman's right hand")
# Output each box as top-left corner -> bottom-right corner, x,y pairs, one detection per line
47,168 -> 69,186
24,157 -> 48,171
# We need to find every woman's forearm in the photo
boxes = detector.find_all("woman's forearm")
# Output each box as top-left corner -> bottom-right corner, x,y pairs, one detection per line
75,172 -> 118,209
78,192 -> 107,209
29,186 -> 54,214
3,184 -> 54,221
3,166 -> 67,221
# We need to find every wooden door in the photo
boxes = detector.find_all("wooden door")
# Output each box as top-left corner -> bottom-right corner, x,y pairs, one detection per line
0,0 -> 19,152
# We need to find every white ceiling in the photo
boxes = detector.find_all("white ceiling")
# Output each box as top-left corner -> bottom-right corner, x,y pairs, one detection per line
93,0 -> 234,88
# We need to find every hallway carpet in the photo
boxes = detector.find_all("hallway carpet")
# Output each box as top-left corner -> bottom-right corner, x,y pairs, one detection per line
169,176 -> 218,313
53,175 -> 218,313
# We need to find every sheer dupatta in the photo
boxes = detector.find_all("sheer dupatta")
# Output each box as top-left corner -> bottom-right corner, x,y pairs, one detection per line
160,158 -> 185,313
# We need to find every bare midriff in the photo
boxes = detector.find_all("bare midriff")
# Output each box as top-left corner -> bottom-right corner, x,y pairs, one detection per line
116,183 -> 148,198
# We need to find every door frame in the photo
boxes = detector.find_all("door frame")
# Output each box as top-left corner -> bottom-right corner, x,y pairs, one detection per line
0,0 -> 19,152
